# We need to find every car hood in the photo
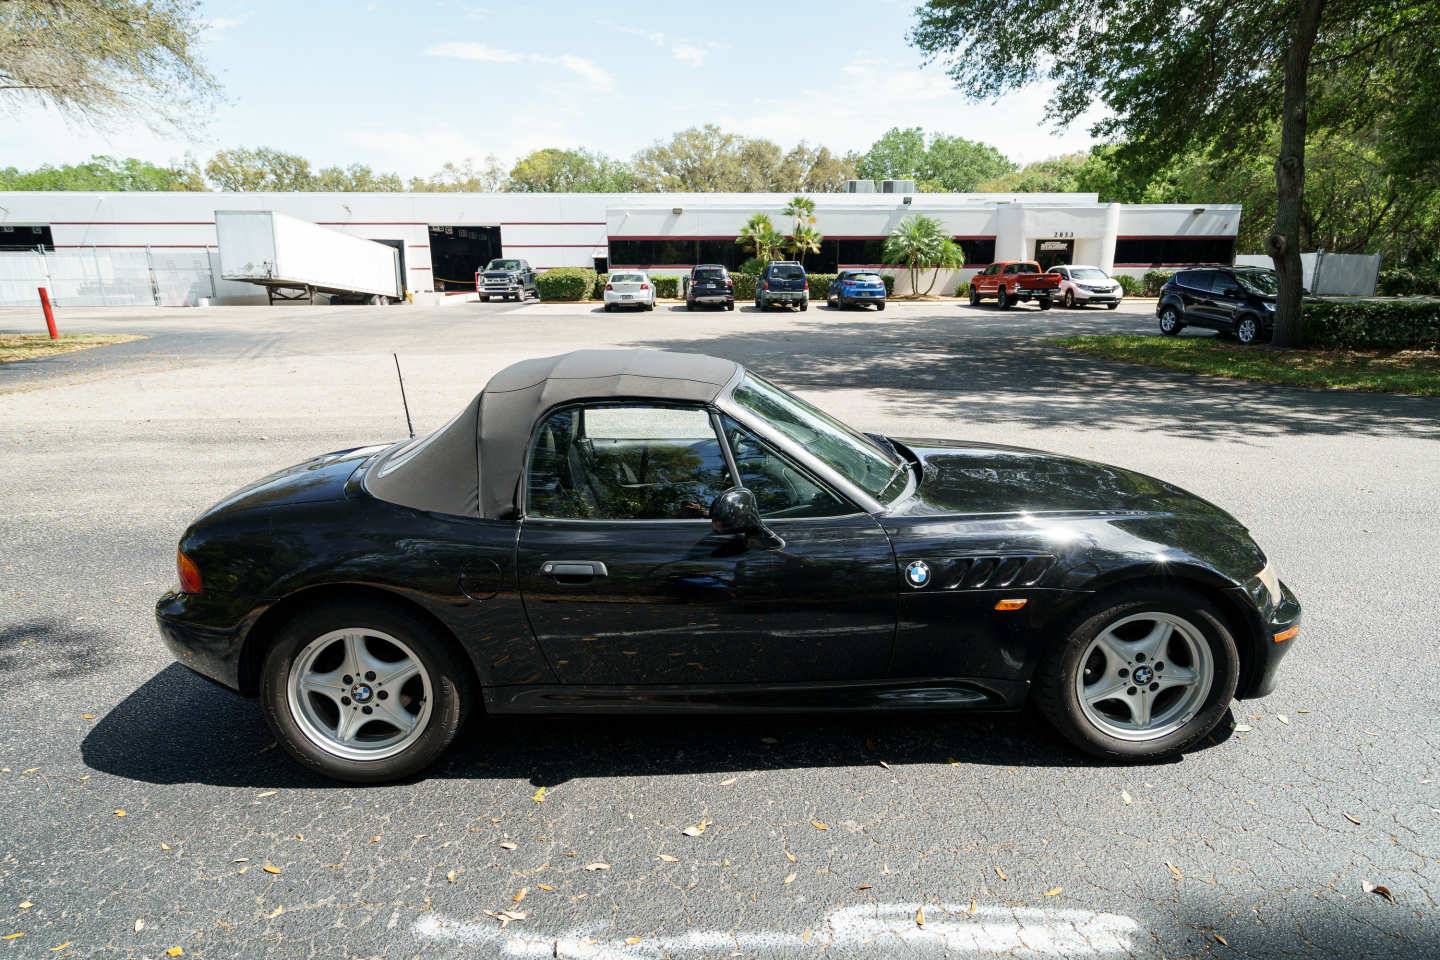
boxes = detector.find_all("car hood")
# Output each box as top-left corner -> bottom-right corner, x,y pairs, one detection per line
890,437 -> 1239,524
201,445 -> 387,521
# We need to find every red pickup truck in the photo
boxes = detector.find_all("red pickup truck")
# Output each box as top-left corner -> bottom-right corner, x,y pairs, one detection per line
968,260 -> 1059,310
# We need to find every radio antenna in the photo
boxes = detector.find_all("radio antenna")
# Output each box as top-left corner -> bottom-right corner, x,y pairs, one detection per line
393,353 -> 414,439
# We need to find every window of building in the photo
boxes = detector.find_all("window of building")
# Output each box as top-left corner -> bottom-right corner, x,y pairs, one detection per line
0,225 -> 54,251
1113,236 -> 1236,266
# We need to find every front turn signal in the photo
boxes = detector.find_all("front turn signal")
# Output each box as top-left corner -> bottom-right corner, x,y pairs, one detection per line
994,598 -> 1028,612
1273,625 -> 1299,643
177,549 -> 203,594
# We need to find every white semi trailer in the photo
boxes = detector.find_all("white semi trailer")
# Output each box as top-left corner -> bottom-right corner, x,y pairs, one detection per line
216,210 -> 403,305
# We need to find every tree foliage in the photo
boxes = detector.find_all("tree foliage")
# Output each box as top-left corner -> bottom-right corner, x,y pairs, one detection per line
204,147 -> 314,191
0,154 -> 203,191
409,157 -> 507,192
736,213 -> 786,263
634,125 -> 859,192
858,126 -> 1014,192
909,0 -> 1440,345
0,0 -> 220,129
507,148 -> 637,192
883,215 -> 955,296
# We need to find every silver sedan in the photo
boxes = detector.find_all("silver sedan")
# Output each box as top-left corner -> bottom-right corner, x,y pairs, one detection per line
1048,265 -> 1124,309
603,271 -> 657,311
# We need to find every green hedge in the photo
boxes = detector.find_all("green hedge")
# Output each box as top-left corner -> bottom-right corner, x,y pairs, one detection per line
1300,299 -> 1440,350
1377,268 -> 1440,297
652,275 -> 680,298
1143,270 -> 1175,297
593,272 -> 609,299
732,274 -> 756,300
953,279 -> 970,297
537,267 -> 596,301
1116,274 -> 1143,297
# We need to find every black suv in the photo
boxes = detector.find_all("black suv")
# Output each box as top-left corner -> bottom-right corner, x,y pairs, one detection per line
1156,267 -> 1278,344
686,264 -> 735,311
756,261 -> 809,311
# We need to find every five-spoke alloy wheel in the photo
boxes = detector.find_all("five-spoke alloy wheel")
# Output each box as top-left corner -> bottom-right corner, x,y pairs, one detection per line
261,599 -> 472,782
1035,587 -> 1238,759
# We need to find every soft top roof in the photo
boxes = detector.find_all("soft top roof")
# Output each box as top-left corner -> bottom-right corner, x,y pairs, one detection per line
366,349 -> 742,518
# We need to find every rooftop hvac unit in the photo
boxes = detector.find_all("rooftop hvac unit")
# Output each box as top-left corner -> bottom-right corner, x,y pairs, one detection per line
879,179 -> 917,194
842,180 -> 876,193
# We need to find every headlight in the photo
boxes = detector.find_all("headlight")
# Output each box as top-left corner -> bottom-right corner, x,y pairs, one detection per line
1263,301 -> 1276,310
1256,562 -> 1282,604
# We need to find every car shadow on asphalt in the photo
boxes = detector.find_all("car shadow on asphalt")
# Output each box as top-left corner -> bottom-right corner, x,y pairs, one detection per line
80,663 -> 1240,789
625,316 -> 1440,442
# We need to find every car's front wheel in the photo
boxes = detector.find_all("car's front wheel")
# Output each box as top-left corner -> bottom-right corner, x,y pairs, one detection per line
1235,314 -> 1261,344
969,286 -> 981,306
260,599 -> 472,783
1158,306 -> 1184,335
1063,289 -> 1076,309
1034,587 -> 1238,760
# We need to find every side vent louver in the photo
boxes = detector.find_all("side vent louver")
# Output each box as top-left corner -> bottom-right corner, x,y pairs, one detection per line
935,555 -> 1053,590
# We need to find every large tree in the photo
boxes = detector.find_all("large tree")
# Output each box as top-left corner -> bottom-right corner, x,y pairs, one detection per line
409,157 -> 507,192
633,126 -> 860,192
909,0 -> 1440,346
204,147 -> 314,191
858,127 -> 1014,192
0,0 -> 219,129
507,148 -> 637,192
0,154 -> 204,190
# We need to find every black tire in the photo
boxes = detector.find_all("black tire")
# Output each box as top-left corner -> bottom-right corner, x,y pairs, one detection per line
969,286 -> 981,306
800,301 -> 808,312
1038,297 -> 1053,311
726,301 -> 735,311
1033,586 -> 1239,760
1157,305 -> 1184,335
481,296 -> 490,303
259,598 -> 473,783
686,301 -> 693,311
1235,314 -> 1261,345
604,304 -> 614,312
1107,301 -> 1120,310
876,301 -> 886,311
997,286 -> 1011,310
1063,289 -> 1076,309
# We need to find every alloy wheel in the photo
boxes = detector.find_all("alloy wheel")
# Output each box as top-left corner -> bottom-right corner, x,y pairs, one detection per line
286,628 -> 433,761
1074,612 -> 1214,742
1237,316 -> 1258,343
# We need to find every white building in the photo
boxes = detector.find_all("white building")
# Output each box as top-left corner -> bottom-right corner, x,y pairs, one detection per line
0,189 -> 1241,306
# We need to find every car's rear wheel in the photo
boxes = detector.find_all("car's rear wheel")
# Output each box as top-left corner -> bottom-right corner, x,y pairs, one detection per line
876,301 -> 885,311
1158,306 -> 1183,335
1038,297 -> 1052,310
969,286 -> 981,306
1034,587 -> 1238,760
1063,289 -> 1076,309
1235,314 -> 1261,344
260,600 -> 471,783
997,286 -> 1011,309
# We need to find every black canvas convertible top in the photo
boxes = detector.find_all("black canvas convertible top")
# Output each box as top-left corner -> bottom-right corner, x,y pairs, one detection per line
365,349 -> 742,518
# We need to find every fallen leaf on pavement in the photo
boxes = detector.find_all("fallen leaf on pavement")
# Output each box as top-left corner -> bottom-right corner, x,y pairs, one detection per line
626,936 -> 643,945
1045,887 -> 1062,897
161,843 -> 171,851
1166,861 -> 1183,879
1213,932 -> 1228,946
50,941 -> 71,951
858,884 -> 872,890
1121,790 -> 1133,805
785,850 -> 796,863
267,906 -> 283,919
1296,708 -> 1310,714
532,786 -> 547,803
1,933 -> 24,941
760,737 -> 778,744
1233,724 -> 1253,733
134,919 -> 144,932
256,790 -> 276,798
916,905 -> 925,926
783,872 -> 796,884
1344,813 -> 1361,825
657,854 -> 679,862
994,867 -> 1008,881
538,884 -> 553,890
682,822 -> 708,837
114,810 -> 126,817
82,714 -> 93,720
370,836 -> 380,844
166,948 -> 182,957
877,759 -> 890,768
810,821 -> 828,831
262,865 -> 281,875
969,898 -> 977,915
513,887 -> 528,903
447,870 -> 456,883
18,902 -> 32,910
584,862 -> 610,871
1276,715 -> 1290,725
720,777 -> 737,786
498,842 -> 517,851
1362,881 -> 1396,903
946,757 -> 960,766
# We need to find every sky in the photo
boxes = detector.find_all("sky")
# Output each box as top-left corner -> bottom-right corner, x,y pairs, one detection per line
6,0 -> 1107,179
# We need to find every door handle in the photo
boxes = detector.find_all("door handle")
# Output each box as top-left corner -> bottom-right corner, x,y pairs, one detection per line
541,560 -> 609,581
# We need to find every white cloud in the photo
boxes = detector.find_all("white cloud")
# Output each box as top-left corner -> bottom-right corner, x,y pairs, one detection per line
671,43 -> 706,68
423,42 -> 614,92
203,14 -> 250,34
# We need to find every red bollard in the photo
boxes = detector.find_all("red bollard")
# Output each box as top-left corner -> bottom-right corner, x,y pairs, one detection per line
38,287 -> 58,340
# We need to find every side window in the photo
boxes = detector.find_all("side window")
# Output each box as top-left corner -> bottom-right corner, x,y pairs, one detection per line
719,416 -> 853,519
1003,263 -> 1019,275
527,405 -> 733,521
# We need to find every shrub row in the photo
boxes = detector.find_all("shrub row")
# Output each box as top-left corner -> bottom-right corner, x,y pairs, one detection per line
1116,274 -> 1143,297
1300,299 -> 1440,350
1142,270 -> 1175,297
535,267 -> 596,301
1377,267 -> 1440,297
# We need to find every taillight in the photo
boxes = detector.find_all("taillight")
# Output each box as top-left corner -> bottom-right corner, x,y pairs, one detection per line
604,283 -> 613,291
177,549 -> 202,594
764,281 -> 770,291
803,280 -> 809,290
725,279 -> 733,287
641,283 -> 649,290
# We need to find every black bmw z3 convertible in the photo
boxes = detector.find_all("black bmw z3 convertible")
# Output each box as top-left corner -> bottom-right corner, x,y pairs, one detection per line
157,349 -> 1301,782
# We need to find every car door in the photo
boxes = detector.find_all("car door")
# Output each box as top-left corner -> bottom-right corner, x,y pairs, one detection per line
1209,271 -> 1244,329
1177,271 -> 1219,328
516,402 -> 897,686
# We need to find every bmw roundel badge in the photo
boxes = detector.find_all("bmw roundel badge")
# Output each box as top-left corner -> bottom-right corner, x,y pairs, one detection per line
904,560 -> 931,588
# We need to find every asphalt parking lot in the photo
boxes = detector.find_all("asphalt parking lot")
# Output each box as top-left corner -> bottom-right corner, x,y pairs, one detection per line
2,296 -> 1437,959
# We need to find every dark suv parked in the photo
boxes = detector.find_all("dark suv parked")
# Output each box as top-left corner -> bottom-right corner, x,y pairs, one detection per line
1156,267 -> 1279,344
756,261 -> 808,311
686,264 -> 734,310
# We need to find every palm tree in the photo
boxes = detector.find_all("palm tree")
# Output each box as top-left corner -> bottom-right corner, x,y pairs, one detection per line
882,214 -> 947,297
782,196 -> 817,234
787,224 -> 823,266
921,237 -> 965,295
737,213 -> 784,264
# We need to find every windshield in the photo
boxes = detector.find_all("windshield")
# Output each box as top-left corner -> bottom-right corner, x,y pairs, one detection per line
610,273 -> 645,283
694,268 -> 726,280
486,259 -> 523,271
1234,270 -> 1278,296
770,265 -> 805,279
730,374 -> 906,502
1071,268 -> 1108,280
845,273 -> 883,283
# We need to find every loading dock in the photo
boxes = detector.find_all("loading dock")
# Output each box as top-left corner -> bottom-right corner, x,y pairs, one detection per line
428,225 -> 500,292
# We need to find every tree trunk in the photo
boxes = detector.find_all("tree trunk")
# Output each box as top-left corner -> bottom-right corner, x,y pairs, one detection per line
922,266 -> 941,296
1265,0 -> 1326,348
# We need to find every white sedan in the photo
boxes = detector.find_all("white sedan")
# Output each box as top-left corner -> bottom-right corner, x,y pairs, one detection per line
1047,265 -> 1124,309
603,271 -> 657,311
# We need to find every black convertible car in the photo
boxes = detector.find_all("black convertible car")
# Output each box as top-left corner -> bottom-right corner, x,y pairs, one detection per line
157,350 -> 1301,782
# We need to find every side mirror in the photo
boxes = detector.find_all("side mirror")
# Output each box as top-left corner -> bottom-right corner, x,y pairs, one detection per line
709,487 -> 783,549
